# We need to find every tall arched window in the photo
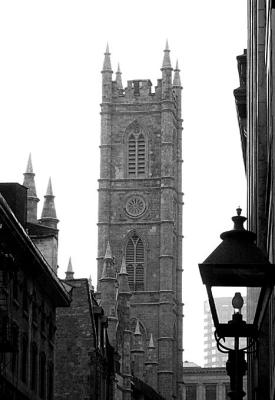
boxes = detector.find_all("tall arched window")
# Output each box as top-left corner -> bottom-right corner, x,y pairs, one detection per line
126,234 -> 144,291
127,131 -> 146,177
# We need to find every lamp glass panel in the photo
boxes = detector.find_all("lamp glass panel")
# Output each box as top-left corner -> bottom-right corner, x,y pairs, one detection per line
211,287 -> 247,324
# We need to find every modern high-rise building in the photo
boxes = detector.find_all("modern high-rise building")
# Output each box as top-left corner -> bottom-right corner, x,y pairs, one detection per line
204,297 -> 246,368
97,42 -> 183,399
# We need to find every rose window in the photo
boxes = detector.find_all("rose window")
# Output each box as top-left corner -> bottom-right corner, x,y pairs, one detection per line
125,196 -> 146,217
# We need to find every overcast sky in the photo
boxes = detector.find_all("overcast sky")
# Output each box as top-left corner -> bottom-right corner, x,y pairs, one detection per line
0,1 -> 247,366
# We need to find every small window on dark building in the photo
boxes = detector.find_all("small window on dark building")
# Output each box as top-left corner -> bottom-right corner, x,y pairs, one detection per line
21,334 -> 28,383
186,385 -> 196,400
30,342 -> 38,391
39,352 -> 46,399
205,384 -> 217,400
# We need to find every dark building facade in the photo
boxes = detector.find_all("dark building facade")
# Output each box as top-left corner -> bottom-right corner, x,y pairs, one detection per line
55,276 -> 116,400
0,181 -> 70,400
97,43 -> 183,399
234,1 -> 275,398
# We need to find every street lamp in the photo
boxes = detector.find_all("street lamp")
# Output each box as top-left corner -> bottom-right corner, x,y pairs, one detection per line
199,208 -> 275,400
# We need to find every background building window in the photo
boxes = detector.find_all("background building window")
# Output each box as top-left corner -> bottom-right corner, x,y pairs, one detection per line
126,234 -> 144,291
186,385 -> 196,400
205,384 -> 217,400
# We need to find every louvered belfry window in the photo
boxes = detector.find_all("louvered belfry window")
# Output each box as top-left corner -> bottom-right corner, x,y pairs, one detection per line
126,234 -> 144,291
127,131 -> 145,177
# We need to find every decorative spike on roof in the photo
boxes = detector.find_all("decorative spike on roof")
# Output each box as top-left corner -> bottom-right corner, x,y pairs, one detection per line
40,178 -> 58,226
102,43 -> 112,72
173,60 -> 181,86
134,320 -> 141,335
26,153 -> 34,174
23,153 -> 38,198
118,256 -> 131,295
67,256 -> 73,272
119,256 -> 127,274
104,241 -> 112,259
116,63 -> 123,90
65,257 -> 74,280
162,39 -> 172,69
148,333 -> 155,348
46,177 -> 53,196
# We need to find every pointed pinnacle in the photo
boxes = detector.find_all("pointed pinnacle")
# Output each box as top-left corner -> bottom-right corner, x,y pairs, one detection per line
148,333 -> 155,348
162,40 -> 172,69
46,177 -> 54,196
104,241 -> 112,260
23,153 -> 38,198
102,43 -> 112,72
116,63 -> 123,90
65,256 -> 74,280
134,320 -> 141,335
119,256 -> 127,274
173,60 -> 181,86
40,178 -> 58,222
26,153 -> 34,174
67,256 -> 73,273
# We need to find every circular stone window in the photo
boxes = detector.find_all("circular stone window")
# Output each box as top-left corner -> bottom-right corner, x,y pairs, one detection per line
125,195 -> 146,218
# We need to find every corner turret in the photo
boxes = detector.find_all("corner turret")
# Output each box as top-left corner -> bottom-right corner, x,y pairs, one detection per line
23,154 -> 39,222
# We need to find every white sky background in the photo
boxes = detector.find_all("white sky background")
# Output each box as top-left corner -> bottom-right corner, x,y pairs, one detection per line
0,1 -> 247,366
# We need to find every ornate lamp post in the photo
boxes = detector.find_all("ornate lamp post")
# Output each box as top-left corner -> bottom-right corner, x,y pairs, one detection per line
199,208 -> 275,399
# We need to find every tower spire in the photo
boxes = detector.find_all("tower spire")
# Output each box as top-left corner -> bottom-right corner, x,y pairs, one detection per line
65,257 -> 74,280
173,60 -> 181,87
162,40 -> 172,69
102,43 -> 112,72
116,63 -> 123,90
23,153 -> 39,222
39,177 -> 59,229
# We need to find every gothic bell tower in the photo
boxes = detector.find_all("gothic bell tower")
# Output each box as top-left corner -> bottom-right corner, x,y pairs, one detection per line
97,42 -> 183,400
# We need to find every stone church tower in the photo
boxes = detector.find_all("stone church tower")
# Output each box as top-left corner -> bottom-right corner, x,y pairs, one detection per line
97,43 -> 183,400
